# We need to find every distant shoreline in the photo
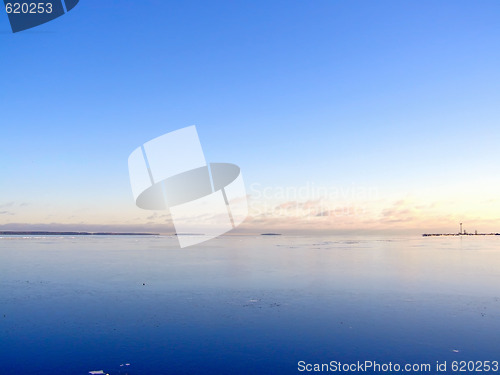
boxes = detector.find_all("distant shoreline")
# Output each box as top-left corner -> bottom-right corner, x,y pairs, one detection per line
0,231 -> 159,236
422,233 -> 500,237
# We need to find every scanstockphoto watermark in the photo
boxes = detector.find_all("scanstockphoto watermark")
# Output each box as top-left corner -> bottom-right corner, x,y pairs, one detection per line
4,0 -> 80,33
250,182 -> 379,202
128,126 -> 248,248
297,360 -> 500,373
297,360 -> 433,373
249,182 -> 379,219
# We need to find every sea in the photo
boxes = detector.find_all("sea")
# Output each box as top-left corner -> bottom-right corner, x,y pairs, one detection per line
1,234 -> 499,374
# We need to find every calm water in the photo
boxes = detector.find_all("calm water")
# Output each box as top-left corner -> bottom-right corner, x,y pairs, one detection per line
1,235 -> 499,374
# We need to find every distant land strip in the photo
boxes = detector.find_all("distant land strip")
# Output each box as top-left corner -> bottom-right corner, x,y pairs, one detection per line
422,233 -> 500,237
0,231 -> 159,236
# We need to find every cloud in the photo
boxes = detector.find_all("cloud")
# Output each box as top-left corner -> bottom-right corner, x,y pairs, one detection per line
236,194 -> 488,234
147,213 -> 159,220
0,202 -> 29,216
2,193 -> 497,236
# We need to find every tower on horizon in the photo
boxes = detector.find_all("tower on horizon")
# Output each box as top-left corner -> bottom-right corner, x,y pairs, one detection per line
460,222 -> 463,235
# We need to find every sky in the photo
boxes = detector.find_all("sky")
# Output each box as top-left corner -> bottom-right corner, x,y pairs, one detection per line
1,0 -> 500,234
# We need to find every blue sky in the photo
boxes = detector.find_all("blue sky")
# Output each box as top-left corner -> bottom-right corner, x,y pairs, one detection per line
1,1 -> 500,234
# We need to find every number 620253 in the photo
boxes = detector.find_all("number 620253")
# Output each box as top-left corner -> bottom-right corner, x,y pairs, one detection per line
5,2 -> 53,14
